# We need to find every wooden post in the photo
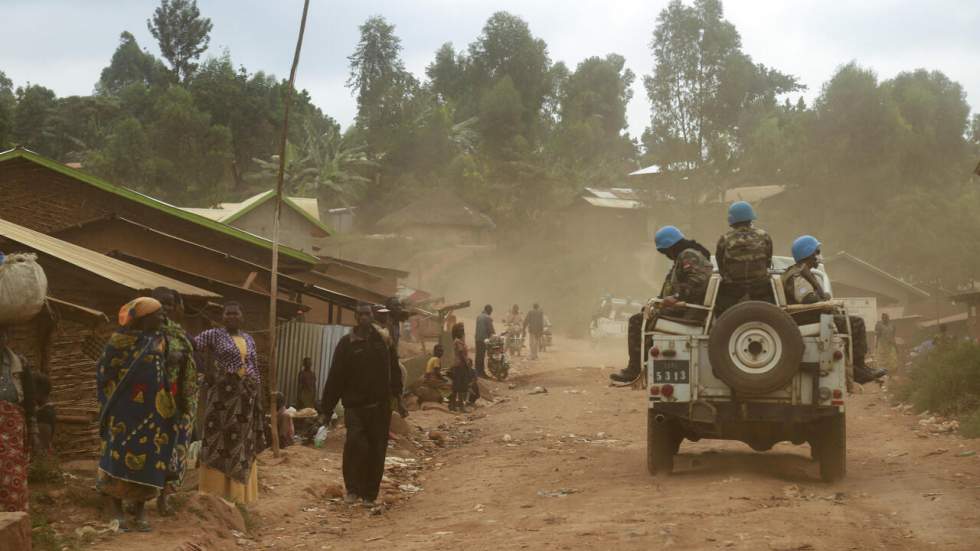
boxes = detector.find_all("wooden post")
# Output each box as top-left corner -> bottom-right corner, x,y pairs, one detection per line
268,0 -> 311,457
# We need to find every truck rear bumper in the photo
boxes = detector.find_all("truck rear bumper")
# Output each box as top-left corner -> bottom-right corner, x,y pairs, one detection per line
652,400 -> 840,424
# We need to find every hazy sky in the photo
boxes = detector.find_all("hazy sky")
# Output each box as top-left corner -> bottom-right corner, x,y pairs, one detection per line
2,0 -> 978,136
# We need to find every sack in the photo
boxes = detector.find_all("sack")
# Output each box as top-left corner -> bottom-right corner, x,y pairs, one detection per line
313,425 -> 329,448
0,253 -> 48,324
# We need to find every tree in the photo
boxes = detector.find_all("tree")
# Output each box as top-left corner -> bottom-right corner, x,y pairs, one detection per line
467,12 -> 555,142
0,71 -> 14,148
12,84 -> 57,152
642,0 -> 801,174
426,43 -> 467,102
347,16 -> 408,141
296,124 -> 375,208
552,54 -> 637,185
147,0 -> 213,82
89,86 -> 231,205
883,69 -> 971,188
97,31 -> 167,94
44,95 -> 120,162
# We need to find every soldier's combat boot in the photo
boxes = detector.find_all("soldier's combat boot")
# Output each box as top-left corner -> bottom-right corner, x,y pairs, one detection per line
610,357 -> 640,383
853,362 -> 887,384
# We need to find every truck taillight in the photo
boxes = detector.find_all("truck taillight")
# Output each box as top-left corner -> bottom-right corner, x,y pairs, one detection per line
662,348 -> 677,358
650,386 -> 661,396
833,350 -> 843,361
650,347 -> 660,358
661,384 -> 674,398
832,389 -> 842,399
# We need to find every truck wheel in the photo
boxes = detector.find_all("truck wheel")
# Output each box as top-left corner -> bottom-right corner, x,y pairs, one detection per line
647,410 -> 677,475
708,301 -> 804,395
818,414 -> 846,482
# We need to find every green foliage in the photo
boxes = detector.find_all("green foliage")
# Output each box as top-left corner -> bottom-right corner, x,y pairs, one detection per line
147,0 -> 213,82
894,340 -> 980,437
643,0 -> 802,176
87,85 -> 232,205
0,70 -> 16,148
12,84 -> 57,151
551,54 -> 637,186
98,31 -> 169,94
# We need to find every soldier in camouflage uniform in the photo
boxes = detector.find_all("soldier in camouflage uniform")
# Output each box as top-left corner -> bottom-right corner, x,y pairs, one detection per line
715,201 -> 774,315
611,226 -> 713,384
783,235 -> 886,385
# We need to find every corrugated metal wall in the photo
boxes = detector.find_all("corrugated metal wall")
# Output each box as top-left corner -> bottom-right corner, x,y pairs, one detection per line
276,321 -> 350,406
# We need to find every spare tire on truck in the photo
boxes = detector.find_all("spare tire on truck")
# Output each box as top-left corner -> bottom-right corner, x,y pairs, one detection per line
0,253 -> 48,325
708,301 -> 803,395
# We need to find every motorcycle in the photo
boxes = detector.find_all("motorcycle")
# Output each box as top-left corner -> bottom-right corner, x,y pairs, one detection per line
541,320 -> 553,352
485,334 -> 510,381
505,323 -> 524,356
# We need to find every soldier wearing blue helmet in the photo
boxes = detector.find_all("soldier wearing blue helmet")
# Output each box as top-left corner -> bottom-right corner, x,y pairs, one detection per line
714,201 -> 774,314
783,236 -> 886,385
610,226 -> 713,384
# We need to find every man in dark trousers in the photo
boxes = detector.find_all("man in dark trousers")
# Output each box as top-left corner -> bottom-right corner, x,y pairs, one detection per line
524,303 -> 546,360
474,304 -> 495,378
319,304 -> 403,507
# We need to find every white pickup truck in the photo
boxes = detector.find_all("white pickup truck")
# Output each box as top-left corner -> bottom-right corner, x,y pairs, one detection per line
644,257 -> 849,482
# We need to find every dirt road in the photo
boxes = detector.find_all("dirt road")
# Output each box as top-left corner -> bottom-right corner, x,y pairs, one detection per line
79,337 -> 980,551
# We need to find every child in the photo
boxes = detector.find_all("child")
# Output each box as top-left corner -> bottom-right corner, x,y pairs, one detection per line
34,373 -> 56,454
450,323 -> 472,412
424,344 -> 446,382
275,392 -> 294,447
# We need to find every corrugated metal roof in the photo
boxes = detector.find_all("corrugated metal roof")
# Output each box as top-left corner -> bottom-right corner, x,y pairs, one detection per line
581,196 -> 643,210
721,185 -> 786,203
0,148 -> 318,264
0,217 -> 219,298
182,191 -> 330,235
629,164 -> 663,176
824,252 -> 930,299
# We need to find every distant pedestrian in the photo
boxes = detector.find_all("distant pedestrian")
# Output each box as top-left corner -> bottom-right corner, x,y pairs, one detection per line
449,323 -> 473,412
297,357 -> 317,410
524,303 -> 546,360
475,305 -> 495,378
194,302 -> 267,506
875,313 -> 898,372
319,304 -> 401,507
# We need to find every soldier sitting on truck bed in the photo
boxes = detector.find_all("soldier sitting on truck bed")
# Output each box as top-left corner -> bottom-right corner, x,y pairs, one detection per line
782,235 -> 887,385
715,201 -> 774,315
610,226 -> 713,384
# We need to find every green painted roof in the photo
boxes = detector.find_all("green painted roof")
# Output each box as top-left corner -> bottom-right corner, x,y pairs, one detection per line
0,148 -> 318,264
221,189 -> 333,235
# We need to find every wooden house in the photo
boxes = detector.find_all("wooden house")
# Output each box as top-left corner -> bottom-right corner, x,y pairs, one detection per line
375,190 -> 495,246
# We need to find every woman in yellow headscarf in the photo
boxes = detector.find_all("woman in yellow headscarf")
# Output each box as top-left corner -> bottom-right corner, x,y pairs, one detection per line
96,297 -> 181,532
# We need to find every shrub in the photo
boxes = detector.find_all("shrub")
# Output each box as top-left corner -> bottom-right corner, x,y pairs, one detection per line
895,340 -> 980,437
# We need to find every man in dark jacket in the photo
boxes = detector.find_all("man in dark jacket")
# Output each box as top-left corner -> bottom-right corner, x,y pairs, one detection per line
320,304 -> 403,507
524,303 -> 546,360
474,305 -> 495,378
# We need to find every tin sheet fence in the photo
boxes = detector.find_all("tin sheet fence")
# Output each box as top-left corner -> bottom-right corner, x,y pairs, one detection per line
276,321 -> 350,406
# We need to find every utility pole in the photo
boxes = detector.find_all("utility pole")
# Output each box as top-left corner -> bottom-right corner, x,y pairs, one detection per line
268,0 -> 311,457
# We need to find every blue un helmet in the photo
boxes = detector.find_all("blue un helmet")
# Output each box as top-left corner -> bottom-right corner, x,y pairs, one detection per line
654,225 -> 685,251
791,235 -> 822,263
727,201 -> 757,225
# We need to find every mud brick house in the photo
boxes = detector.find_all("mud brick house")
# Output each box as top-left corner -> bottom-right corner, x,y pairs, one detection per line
0,218 -> 219,459
0,147 -> 412,427
375,190 -> 496,246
